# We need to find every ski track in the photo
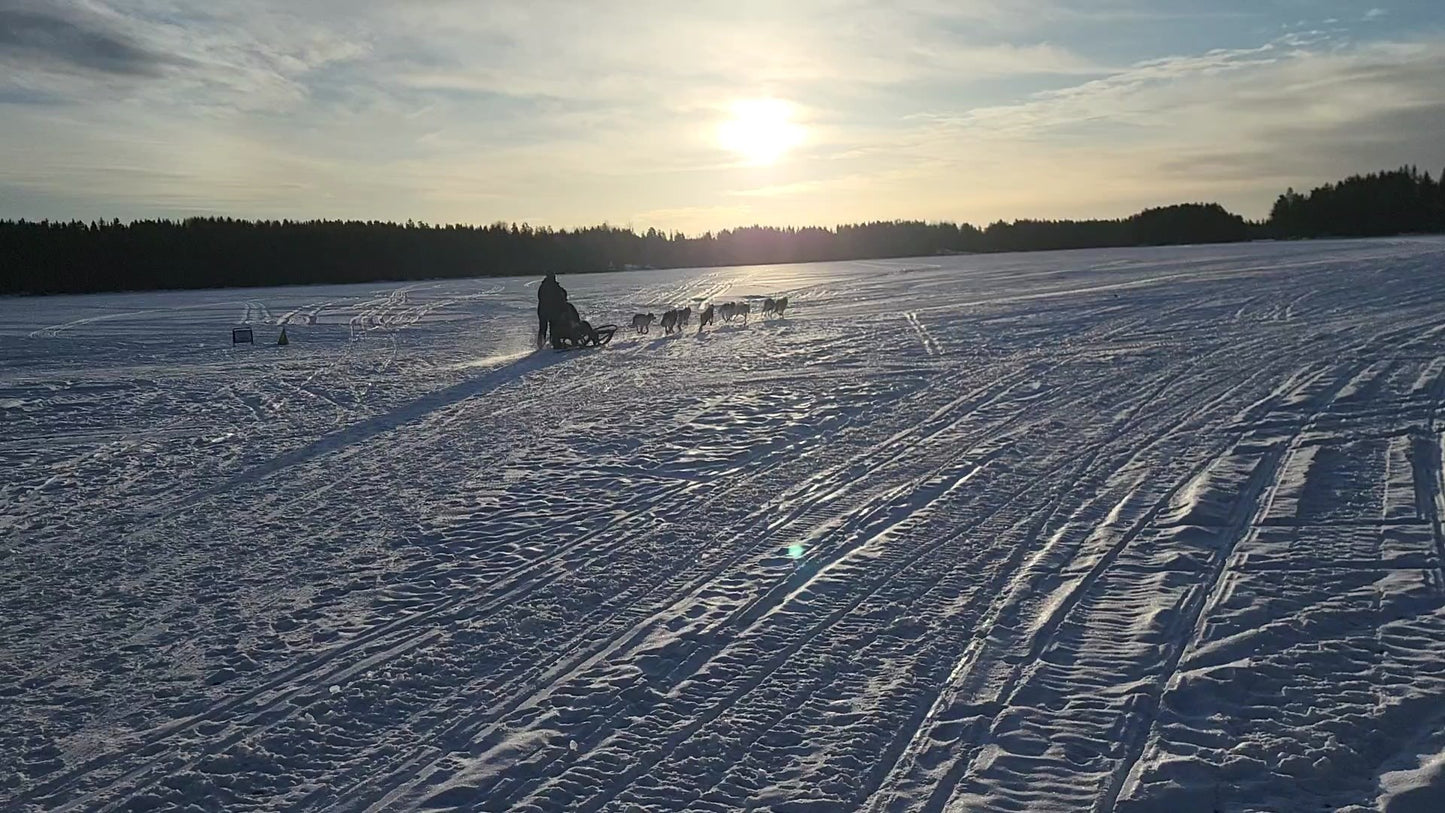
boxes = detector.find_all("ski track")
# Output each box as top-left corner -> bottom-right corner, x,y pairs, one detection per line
6,239 -> 1445,812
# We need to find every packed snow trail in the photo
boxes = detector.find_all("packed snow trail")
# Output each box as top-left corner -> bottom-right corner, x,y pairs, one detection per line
4,238 -> 1445,811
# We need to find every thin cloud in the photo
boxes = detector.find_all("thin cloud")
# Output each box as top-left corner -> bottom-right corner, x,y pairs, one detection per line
0,4 -> 181,77
880,33 -> 1445,222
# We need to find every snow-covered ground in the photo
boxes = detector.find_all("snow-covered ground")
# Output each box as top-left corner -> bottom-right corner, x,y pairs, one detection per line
6,238 -> 1445,812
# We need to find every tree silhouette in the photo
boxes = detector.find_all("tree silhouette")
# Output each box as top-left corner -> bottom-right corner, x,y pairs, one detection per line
1266,166 -> 1445,238
5,164 -> 1440,296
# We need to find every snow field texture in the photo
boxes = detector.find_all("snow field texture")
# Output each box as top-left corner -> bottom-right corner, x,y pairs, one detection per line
5,238 -> 1445,811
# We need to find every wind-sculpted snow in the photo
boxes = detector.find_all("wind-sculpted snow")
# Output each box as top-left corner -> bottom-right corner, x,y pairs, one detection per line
5,238 -> 1445,811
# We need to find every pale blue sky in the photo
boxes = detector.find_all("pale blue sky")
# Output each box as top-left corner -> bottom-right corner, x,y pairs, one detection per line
1,0 -> 1442,232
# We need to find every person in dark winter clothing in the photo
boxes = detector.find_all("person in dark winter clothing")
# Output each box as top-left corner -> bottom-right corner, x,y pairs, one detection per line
557,303 -> 586,345
549,302 -> 586,346
548,300 -> 618,349
536,273 -> 568,348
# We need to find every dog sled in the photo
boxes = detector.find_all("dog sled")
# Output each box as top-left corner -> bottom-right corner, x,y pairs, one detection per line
550,320 -> 617,350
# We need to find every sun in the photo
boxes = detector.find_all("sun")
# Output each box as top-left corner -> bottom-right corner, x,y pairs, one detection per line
717,99 -> 804,166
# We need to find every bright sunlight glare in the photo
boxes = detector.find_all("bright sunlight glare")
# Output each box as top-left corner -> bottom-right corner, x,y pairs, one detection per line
716,99 -> 805,166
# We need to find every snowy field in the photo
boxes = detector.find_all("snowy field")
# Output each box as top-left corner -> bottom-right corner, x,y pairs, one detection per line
7,238 -> 1445,812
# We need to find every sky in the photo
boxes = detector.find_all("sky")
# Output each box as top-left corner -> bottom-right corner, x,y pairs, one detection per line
1,0 -> 1443,234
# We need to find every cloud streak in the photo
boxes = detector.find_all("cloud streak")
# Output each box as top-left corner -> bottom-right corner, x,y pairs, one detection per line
0,3 -> 180,77
857,31 -> 1445,225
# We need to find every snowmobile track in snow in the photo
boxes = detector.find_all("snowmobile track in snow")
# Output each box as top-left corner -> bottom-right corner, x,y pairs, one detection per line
9,238 -> 1445,812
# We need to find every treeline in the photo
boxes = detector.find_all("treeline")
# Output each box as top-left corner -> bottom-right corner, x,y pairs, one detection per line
2,164 -> 1440,295
1270,166 -> 1445,238
0,203 -> 1248,295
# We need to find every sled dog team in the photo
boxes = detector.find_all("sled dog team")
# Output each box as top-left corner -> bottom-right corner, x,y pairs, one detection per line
629,297 -> 789,336
536,272 -> 791,348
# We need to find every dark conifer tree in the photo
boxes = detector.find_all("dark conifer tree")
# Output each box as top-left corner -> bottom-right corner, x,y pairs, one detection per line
5,163 -> 1442,296
1266,166 -> 1445,238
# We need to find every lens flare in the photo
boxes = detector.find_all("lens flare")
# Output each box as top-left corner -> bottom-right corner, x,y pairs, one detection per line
788,543 -> 805,560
